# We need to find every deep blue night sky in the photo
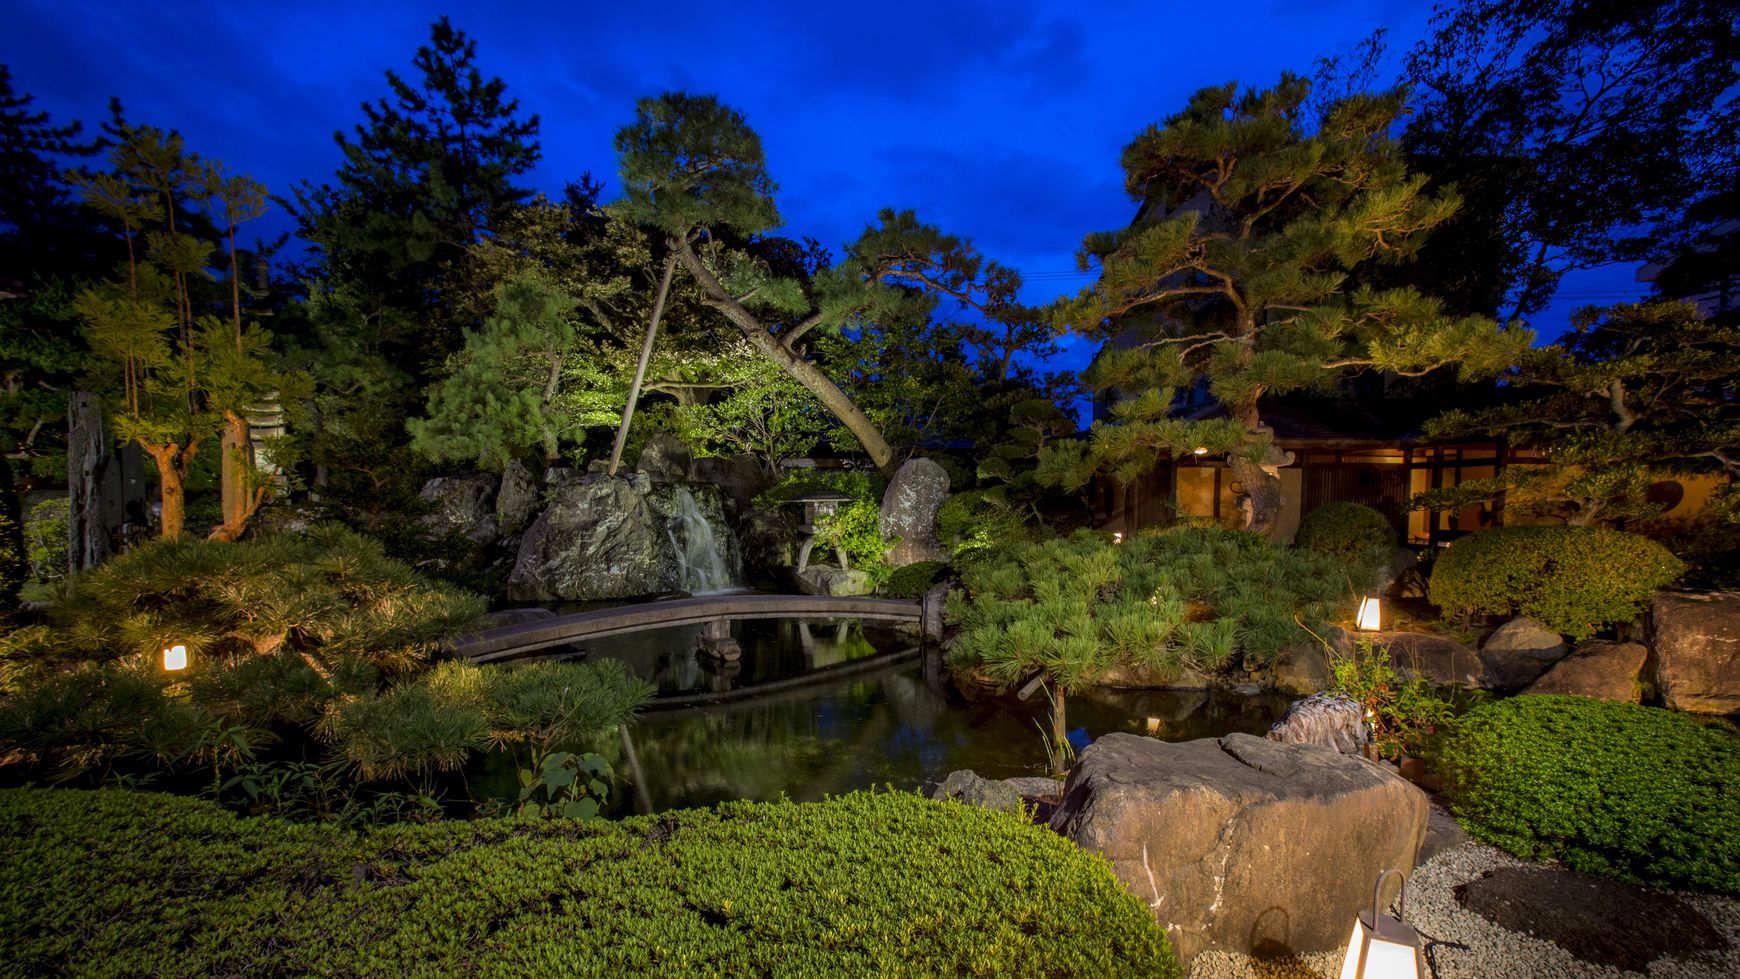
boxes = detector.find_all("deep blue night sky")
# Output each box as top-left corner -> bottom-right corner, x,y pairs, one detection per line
3,0 -> 1649,377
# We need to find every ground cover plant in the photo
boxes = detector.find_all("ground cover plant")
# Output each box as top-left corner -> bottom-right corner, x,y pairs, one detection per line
1428,525 -> 1685,639
0,786 -> 1182,978
1439,696 -> 1740,895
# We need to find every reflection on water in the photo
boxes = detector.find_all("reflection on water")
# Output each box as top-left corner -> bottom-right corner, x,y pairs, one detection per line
607,668 -> 1291,814
484,617 -> 1294,815
522,618 -> 891,697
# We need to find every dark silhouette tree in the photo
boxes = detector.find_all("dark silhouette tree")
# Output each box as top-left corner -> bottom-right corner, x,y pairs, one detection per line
1403,0 -> 1740,321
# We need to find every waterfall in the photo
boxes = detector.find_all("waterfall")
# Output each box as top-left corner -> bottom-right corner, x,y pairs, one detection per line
668,487 -> 733,594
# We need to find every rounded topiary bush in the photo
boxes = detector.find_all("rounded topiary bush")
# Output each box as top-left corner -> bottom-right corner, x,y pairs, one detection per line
1293,502 -> 1396,583
0,787 -> 1182,977
1439,696 -> 1739,895
1428,525 -> 1685,639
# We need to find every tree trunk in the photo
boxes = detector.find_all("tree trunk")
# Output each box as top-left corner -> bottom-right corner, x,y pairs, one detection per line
1227,451 -> 1284,537
608,254 -> 677,476
142,441 -> 187,541
212,410 -> 262,541
1050,683 -> 1069,775
671,242 -> 898,476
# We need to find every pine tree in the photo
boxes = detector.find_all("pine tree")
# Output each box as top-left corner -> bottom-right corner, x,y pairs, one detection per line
0,64 -> 100,264
1418,301 -> 1740,526
289,16 -> 540,370
408,273 -> 618,470
616,93 -> 1027,477
1048,75 -> 1531,535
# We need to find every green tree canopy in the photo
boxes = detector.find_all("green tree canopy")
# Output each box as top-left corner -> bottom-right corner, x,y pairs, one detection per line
1048,74 -> 1531,534
1419,300 -> 1740,526
408,273 -> 619,471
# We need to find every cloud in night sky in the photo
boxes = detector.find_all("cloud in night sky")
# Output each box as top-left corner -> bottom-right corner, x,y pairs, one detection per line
3,0 -> 1652,378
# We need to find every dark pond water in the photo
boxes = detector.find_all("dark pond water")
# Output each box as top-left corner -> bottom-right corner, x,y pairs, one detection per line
481,618 -> 1293,815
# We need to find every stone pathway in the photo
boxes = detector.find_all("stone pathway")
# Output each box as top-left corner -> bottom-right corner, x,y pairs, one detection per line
1188,842 -> 1740,978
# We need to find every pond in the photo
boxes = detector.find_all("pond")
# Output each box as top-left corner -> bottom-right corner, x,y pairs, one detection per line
480,617 -> 1294,815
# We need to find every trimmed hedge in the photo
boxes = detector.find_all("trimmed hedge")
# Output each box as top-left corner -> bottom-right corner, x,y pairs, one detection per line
1293,502 -> 1396,586
1428,525 -> 1685,639
1439,696 -> 1740,895
0,787 -> 1181,978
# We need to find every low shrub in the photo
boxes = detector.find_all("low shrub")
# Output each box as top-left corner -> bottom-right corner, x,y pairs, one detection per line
1293,502 -> 1396,587
949,527 -> 1350,687
882,560 -> 950,598
4,523 -> 485,679
0,527 -> 652,804
810,499 -> 891,582
1428,525 -> 1685,639
0,787 -> 1181,977
1330,640 -> 1459,760
1439,696 -> 1740,895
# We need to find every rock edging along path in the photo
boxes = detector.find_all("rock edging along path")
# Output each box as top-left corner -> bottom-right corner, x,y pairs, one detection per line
452,594 -> 924,663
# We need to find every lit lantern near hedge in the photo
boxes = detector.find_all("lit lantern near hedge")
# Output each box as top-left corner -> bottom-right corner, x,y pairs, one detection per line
1338,869 -> 1424,979
162,644 -> 189,671
1356,596 -> 1382,631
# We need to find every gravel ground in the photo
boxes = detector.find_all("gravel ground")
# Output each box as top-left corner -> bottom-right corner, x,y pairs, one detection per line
1188,842 -> 1740,978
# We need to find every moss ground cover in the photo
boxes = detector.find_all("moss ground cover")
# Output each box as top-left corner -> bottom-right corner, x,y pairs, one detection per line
0,787 -> 1181,978
1439,696 -> 1740,895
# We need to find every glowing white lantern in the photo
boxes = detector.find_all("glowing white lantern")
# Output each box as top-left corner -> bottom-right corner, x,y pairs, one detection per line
1356,596 -> 1382,631
1113,532 -> 1125,544
163,644 -> 189,671
1338,870 -> 1424,979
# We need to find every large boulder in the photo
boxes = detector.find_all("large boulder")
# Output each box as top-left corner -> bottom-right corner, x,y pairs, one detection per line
794,565 -> 874,597
494,459 -> 541,536
1051,733 -> 1427,966
1377,631 -> 1483,688
740,507 -> 796,577
879,458 -> 949,567
1523,640 -> 1647,702
1093,661 -> 1215,690
1479,616 -> 1568,691
636,430 -> 694,482
1650,591 -> 1740,716
507,478 -> 736,601
419,472 -> 499,545
1270,628 -> 1347,695
692,453 -> 771,512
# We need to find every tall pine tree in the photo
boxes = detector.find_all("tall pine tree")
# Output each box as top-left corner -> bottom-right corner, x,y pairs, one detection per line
1049,76 -> 1530,535
289,16 -> 540,371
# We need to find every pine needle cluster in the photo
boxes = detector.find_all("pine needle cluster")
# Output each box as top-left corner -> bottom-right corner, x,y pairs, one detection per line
947,527 -> 1353,691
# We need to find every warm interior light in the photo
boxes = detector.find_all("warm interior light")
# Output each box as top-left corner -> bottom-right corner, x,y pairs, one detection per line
1192,446 -> 1208,456
163,644 -> 188,671
1356,596 -> 1382,631
1113,532 -> 1125,544
1338,870 -> 1424,979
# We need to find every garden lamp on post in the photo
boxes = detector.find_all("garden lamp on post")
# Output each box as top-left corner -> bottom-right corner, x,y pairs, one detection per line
162,644 -> 189,672
1338,868 -> 1425,979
